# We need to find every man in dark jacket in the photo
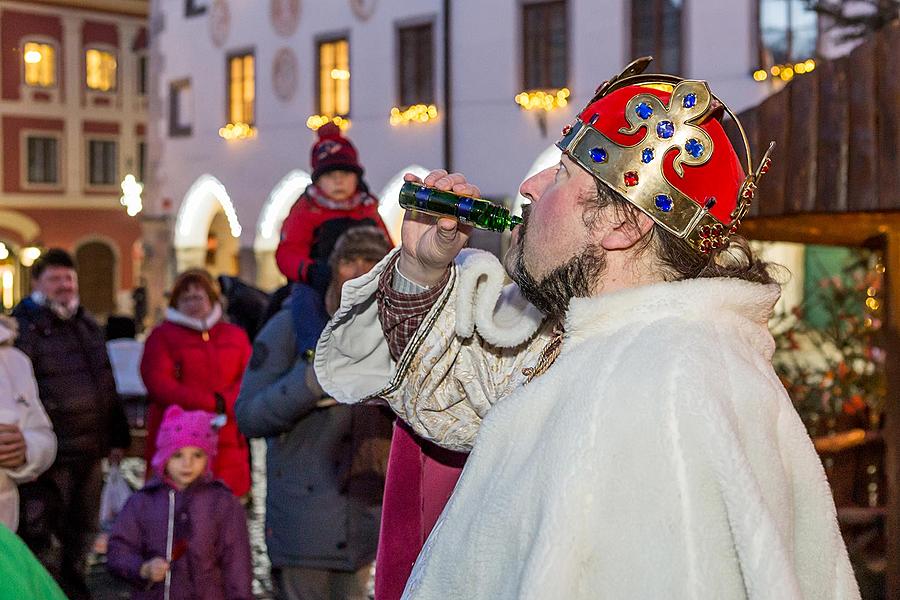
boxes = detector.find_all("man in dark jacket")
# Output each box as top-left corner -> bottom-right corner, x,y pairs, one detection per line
13,248 -> 130,600
236,227 -> 393,600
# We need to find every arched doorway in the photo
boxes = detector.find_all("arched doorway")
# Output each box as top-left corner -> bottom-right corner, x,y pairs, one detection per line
254,169 -> 312,290
76,239 -> 117,318
378,165 -> 432,244
0,240 -> 21,311
174,174 -> 242,276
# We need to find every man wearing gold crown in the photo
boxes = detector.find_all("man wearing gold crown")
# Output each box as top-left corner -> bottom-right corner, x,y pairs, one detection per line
314,59 -> 860,599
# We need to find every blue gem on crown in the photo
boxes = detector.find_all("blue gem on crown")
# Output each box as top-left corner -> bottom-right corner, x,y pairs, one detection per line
657,121 -> 675,139
685,138 -> 705,158
641,148 -> 654,163
635,102 -> 654,120
655,194 -> 674,212
683,93 -> 697,108
589,147 -> 608,163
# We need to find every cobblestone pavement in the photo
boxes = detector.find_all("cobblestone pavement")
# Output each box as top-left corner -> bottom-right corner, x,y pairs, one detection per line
88,439 -> 275,599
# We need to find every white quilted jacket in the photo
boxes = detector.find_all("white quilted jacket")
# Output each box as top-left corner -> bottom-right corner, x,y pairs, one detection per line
316,249 -> 860,600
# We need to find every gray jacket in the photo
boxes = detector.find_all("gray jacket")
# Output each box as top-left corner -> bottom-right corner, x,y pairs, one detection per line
235,307 -> 390,571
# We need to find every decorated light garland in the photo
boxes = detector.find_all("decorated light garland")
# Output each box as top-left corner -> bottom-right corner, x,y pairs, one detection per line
218,122 -> 257,140
753,58 -> 816,83
389,104 -> 438,126
306,115 -> 351,131
515,88 -> 570,111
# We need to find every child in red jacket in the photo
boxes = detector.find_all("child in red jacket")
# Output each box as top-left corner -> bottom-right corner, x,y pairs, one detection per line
275,123 -> 392,293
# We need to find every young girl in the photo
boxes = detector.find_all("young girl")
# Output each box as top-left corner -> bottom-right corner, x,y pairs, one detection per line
107,405 -> 253,600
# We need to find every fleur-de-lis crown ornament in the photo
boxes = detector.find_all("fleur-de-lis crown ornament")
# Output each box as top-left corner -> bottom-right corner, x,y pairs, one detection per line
557,57 -> 775,254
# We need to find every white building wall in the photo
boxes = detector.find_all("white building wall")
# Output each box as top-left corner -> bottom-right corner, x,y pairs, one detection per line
148,0 -> 776,284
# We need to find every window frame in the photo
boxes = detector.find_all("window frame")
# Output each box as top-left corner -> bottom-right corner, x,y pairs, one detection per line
185,0 -> 208,17
168,78 -> 193,138
86,138 -> 119,188
137,53 -> 149,96
521,0 -> 568,91
629,0 -> 685,76
756,0 -> 820,68
21,40 -> 58,89
225,49 -> 256,126
20,130 -> 63,190
84,46 -> 118,92
316,34 -> 351,118
396,20 -> 435,108
137,140 -> 147,183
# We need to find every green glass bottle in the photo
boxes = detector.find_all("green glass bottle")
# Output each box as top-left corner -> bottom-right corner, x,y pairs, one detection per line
399,182 -> 523,232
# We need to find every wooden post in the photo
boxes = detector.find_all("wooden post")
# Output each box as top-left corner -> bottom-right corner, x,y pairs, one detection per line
883,232 -> 900,598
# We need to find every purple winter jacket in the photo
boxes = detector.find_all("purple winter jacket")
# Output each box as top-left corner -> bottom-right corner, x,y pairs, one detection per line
106,475 -> 253,600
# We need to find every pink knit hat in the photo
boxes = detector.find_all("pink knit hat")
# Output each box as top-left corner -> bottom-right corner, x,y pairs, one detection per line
151,405 -> 218,477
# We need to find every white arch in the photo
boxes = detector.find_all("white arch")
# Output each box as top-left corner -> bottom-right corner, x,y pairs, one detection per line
512,144 -> 561,216
254,169 -> 312,252
175,174 -> 242,249
378,165 -> 431,244
0,209 -> 41,243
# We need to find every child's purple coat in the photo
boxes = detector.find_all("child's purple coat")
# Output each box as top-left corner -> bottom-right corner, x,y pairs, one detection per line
106,475 -> 253,600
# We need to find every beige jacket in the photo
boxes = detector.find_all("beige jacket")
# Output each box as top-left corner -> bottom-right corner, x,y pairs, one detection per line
0,315 -> 56,531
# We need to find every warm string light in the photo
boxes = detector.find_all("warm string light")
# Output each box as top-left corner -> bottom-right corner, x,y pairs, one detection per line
515,88 -> 570,111
119,174 -> 143,216
306,115 -> 351,131
753,58 -> 816,83
20,247 -> 41,267
390,104 -> 439,126
218,122 -> 257,140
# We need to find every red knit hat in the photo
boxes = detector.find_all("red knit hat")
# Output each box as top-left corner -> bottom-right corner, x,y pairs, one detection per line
311,123 -> 363,181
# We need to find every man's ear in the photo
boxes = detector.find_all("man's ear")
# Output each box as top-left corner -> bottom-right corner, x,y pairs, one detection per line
599,209 -> 654,251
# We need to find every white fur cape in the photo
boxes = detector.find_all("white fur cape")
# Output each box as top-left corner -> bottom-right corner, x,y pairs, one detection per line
316,249 -> 860,599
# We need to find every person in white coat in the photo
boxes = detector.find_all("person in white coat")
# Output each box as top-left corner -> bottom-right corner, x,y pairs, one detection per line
0,315 -> 56,532
315,59 -> 861,599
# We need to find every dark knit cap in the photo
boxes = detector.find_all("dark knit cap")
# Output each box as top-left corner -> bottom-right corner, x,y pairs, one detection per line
328,226 -> 391,269
311,123 -> 364,181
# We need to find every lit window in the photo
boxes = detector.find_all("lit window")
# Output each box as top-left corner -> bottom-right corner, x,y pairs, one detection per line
631,0 -> 684,75
26,136 -> 59,184
86,49 -> 117,91
398,24 -> 434,106
318,38 -> 350,117
523,1 -> 567,90
23,42 -> 56,87
227,52 -> 255,125
88,140 -> 117,186
759,0 -> 818,65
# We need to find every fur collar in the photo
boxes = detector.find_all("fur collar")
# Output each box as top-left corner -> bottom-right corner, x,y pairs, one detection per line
565,277 -> 780,352
165,303 -> 223,332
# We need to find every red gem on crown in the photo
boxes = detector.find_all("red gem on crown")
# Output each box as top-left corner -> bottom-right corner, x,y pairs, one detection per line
624,171 -> 639,187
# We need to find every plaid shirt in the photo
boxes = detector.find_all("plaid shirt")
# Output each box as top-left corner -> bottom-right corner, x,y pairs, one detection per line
376,253 -> 451,360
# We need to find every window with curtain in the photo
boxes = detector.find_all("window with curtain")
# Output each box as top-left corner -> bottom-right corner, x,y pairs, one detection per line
398,23 -> 434,106
318,37 -> 350,117
86,48 -> 117,91
523,1 -> 567,90
23,42 -> 56,87
227,52 -> 255,124
26,136 -> 59,184
631,0 -> 684,75
88,140 -> 117,185
759,0 -> 818,65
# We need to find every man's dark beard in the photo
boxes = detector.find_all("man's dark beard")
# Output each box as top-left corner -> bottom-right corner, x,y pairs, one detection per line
509,212 -> 607,318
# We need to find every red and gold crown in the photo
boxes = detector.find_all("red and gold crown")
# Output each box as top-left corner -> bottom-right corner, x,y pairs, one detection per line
557,57 -> 774,254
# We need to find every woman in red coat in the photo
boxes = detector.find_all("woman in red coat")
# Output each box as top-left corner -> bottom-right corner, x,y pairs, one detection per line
140,269 -> 252,497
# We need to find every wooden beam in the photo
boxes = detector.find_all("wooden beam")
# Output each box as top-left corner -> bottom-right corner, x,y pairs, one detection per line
24,0 -> 148,17
742,212 -> 900,247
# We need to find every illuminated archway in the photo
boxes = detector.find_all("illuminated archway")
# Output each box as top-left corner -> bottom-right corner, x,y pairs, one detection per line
378,165 -> 431,244
174,175 -> 242,272
254,170 -> 312,252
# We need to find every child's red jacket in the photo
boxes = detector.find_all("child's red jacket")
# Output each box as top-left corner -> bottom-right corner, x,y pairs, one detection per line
275,185 -> 392,282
